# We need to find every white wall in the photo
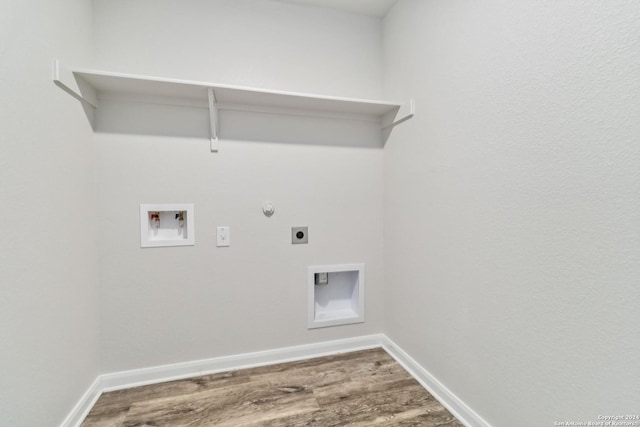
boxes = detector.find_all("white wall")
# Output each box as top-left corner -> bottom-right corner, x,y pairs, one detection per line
383,1 -> 640,426
91,0 -> 386,372
0,0 -> 100,426
92,0 -> 382,99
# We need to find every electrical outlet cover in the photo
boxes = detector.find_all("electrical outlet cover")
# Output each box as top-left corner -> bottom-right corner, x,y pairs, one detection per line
216,226 -> 230,247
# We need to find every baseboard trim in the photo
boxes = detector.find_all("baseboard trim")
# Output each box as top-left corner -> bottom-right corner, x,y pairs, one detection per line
100,334 -> 386,392
381,336 -> 491,427
62,333 -> 490,427
59,376 -> 102,427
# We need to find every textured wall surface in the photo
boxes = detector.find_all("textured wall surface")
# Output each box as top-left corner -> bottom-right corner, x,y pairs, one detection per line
92,0 -> 386,373
0,0 -> 99,426
383,1 -> 640,425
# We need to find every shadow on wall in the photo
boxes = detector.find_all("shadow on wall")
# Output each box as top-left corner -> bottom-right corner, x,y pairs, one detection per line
94,97 -> 385,149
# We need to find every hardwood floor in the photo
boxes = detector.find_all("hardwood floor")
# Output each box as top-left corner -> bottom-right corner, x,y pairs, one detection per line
81,348 -> 463,426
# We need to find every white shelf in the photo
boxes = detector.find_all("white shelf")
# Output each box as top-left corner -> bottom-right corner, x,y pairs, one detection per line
53,60 -> 413,151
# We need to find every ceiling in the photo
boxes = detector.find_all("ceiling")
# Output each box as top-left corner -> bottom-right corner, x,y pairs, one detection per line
274,0 -> 399,18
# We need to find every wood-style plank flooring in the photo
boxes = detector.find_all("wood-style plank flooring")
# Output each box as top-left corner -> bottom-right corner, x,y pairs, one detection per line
81,348 -> 463,426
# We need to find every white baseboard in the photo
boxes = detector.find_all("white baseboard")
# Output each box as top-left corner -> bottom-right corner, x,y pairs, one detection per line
62,334 -> 490,427
59,377 -> 102,427
99,334 -> 385,392
381,336 -> 491,427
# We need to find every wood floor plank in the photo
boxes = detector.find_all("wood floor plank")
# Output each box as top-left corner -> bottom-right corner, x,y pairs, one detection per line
81,348 -> 464,427
81,371 -> 250,426
241,349 -> 387,378
122,381 -> 319,427
314,384 -> 443,424
262,404 -> 462,427
313,376 -> 419,406
249,363 -> 351,392
80,411 -> 127,427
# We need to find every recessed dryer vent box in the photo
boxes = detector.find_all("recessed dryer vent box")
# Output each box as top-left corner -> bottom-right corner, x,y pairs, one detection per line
140,204 -> 194,248
308,263 -> 364,329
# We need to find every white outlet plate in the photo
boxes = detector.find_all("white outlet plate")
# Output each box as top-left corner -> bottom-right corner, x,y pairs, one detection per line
217,226 -> 230,247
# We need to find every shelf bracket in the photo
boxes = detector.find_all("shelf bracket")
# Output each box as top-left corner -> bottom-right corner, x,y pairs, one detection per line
208,88 -> 219,153
381,99 -> 414,130
52,60 -> 98,108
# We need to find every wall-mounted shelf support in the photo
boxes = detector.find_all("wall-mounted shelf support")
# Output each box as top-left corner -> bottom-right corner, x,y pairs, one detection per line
382,99 -> 414,130
53,60 -> 98,108
52,60 -> 414,150
207,87 -> 219,153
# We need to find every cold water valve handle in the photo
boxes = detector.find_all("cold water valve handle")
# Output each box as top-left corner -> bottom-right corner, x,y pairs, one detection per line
176,211 -> 185,228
